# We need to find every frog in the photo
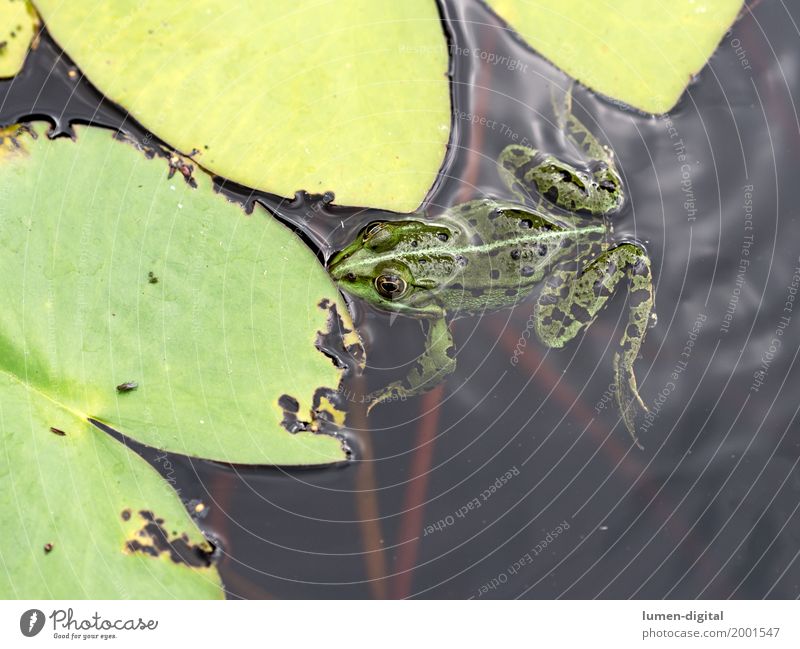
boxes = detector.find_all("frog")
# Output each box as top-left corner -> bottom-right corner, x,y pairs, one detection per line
328,89 -> 654,443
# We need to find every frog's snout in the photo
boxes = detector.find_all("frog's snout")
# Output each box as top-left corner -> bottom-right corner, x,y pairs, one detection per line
327,250 -> 356,284
327,249 -> 347,274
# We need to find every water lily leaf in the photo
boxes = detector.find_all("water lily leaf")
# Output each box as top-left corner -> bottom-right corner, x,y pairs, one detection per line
32,0 -> 451,211
0,122 -> 358,596
0,123 -> 357,465
0,393 -> 223,598
0,0 -> 37,78
485,0 -> 743,114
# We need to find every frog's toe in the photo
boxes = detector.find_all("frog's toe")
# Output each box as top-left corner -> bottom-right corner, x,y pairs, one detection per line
365,383 -> 406,414
365,391 -> 390,415
618,394 -> 646,450
613,353 -> 648,448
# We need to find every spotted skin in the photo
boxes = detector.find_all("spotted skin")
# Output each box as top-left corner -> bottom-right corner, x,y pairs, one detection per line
498,89 -> 623,216
329,90 -> 654,442
536,243 -> 653,443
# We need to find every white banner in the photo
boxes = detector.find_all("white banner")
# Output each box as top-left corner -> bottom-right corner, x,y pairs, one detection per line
0,600 -> 798,648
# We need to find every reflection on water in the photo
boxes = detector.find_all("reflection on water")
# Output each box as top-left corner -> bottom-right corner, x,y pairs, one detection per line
3,0 -> 799,599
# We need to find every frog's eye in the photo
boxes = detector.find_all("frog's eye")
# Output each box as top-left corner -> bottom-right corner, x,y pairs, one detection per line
362,222 -> 385,241
374,274 -> 407,300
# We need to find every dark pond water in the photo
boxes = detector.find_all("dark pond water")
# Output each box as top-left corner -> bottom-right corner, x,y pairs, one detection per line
3,0 -> 799,599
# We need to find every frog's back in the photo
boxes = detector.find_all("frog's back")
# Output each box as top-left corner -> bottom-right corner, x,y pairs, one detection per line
433,199 -> 604,314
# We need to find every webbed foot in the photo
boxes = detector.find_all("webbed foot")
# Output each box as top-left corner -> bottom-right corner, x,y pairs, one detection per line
614,353 -> 648,449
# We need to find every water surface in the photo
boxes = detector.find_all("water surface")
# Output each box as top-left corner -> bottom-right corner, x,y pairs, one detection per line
2,0 -> 798,599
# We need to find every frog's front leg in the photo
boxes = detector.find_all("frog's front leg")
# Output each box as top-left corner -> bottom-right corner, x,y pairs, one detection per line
366,314 -> 455,413
534,243 -> 654,446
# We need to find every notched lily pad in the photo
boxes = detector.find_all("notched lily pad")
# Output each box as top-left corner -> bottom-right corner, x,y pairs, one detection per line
33,0 -> 451,211
0,0 -> 37,78
485,0 -> 744,114
0,391 -> 223,598
0,121 -> 359,465
0,120 -> 362,597
275,299 -> 364,449
124,510 -> 216,568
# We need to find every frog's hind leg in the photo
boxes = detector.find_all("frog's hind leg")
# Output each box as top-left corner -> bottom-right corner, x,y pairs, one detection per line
534,243 -> 653,445
366,316 -> 456,413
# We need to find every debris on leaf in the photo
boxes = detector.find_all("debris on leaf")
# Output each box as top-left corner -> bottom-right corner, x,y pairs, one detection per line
167,153 -> 197,188
186,500 -> 208,520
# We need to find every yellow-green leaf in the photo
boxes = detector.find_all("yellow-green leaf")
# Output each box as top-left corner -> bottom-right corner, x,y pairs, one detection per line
32,0 -> 451,211
485,0 -> 743,114
0,0 -> 37,78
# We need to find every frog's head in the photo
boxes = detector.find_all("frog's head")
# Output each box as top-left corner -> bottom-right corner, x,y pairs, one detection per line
328,219 -> 453,314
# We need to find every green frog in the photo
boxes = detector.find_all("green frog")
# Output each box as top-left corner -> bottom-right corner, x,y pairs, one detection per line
328,91 -> 654,442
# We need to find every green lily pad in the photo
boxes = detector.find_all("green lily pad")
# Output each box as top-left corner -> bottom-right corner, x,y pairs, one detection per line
0,122 -> 359,596
0,0 -> 37,78
32,0 -> 451,211
0,395 -> 223,598
485,0 -> 743,114
0,123 -> 357,464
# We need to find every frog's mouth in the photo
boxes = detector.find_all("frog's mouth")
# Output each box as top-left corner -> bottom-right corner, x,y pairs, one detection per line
327,248 -> 349,273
